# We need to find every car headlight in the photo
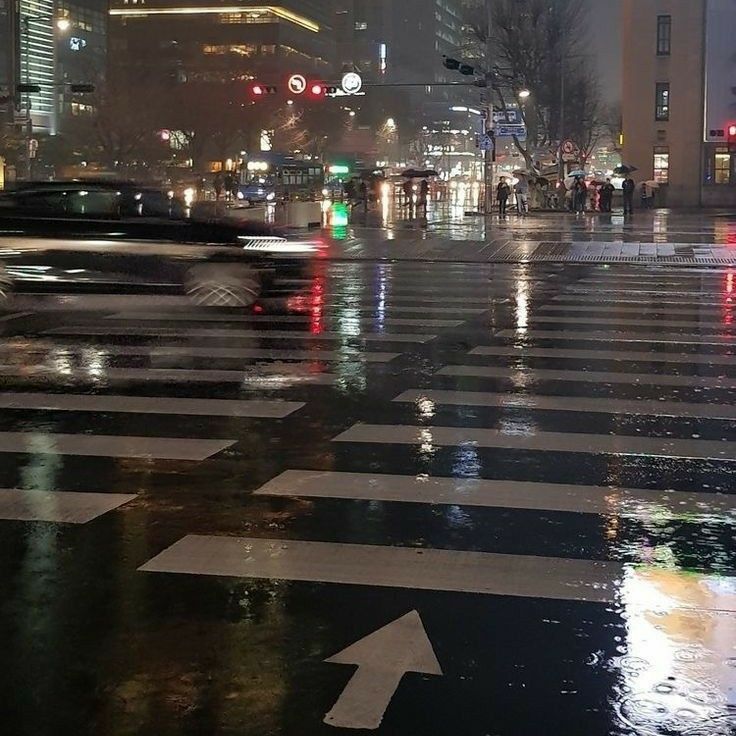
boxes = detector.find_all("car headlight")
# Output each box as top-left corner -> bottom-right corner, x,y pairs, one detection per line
266,192 -> 276,201
237,191 -> 244,200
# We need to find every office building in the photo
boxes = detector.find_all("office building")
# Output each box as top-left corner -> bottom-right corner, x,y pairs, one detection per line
622,0 -> 736,206
108,1 -> 336,84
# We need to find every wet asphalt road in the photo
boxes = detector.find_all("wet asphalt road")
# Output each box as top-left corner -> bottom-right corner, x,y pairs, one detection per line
1,223 -> 736,735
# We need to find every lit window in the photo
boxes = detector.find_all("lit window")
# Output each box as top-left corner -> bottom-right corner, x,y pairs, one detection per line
655,82 -> 670,121
656,15 -> 671,56
354,21 -> 367,30
715,153 -> 731,184
653,148 -> 669,183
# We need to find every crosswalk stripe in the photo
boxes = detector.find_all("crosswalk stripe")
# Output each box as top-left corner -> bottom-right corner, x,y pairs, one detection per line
0,393 -> 305,418
394,389 -> 736,420
106,313 -> 464,328
0,365 -> 336,386
469,345 -> 736,365
437,364 -> 736,390
0,489 -> 136,523
138,534 -> 622,603
552,297 -> 730,308
0,433 -> 234,460
333,424 -> 736,461
5,344 -> 400,363
46,327 -> 437,344
539,304 -> 728,317
495,329 -> 736,346
528,316 -> 731,330
254,470 -> 736,520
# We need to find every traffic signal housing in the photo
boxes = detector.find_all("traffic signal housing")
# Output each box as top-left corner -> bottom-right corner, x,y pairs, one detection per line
250,83 -> 277,99
729,123 -> 736,152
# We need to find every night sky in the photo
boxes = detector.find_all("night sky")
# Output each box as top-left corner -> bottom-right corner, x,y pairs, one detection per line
589,0 -> 622,99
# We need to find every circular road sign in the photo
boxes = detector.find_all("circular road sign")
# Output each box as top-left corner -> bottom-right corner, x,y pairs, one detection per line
341,71 -> 363,95
288,74 -> 307,95
561,139 -> 575,155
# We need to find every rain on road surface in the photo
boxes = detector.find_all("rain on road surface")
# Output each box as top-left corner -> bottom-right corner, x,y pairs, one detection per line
1,214 -> 736,736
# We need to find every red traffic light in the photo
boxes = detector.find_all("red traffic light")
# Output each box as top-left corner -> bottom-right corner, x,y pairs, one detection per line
310,83 -> 325,97
729,124 -> 736,137
250,83 -> 277,99
252,84 -> 265,96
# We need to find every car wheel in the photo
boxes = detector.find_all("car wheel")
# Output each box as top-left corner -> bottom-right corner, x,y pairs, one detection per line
0,263 -> 13,303
185,264 -> 261,308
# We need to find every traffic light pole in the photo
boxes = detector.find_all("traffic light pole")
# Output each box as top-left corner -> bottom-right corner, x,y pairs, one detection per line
483,0 -> 494,216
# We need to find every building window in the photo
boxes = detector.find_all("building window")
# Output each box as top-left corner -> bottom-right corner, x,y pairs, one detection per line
714,152 -> 731,184
655,82 -> 670,121
656,15 -> 671,56
653,148 -> 669,183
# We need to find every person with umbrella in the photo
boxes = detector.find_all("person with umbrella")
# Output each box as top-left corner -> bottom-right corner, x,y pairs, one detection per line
599,178 -> 615,212
622,175 -> 636,215
573,176 -> 587,214
496,176 -> 511,217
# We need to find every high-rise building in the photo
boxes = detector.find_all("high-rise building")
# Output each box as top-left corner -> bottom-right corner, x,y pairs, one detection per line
622,0 -> 736,206
108,1 -> 336,84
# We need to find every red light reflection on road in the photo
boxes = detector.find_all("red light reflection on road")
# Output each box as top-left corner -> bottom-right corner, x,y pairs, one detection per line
724,271 -> 734,326
310,270 -> 326,334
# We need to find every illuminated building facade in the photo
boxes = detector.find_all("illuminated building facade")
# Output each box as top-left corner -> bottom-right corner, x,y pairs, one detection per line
622,0 -> 736,206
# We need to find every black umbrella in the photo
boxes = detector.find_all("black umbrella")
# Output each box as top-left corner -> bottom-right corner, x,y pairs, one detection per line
614,164 -> 638,175
401,169 -> 439,178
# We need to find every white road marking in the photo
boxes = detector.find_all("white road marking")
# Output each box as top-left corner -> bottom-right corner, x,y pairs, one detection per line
437,364 -> 736,390
540,304 -> 732,317
495,329 -> 736,346
0,312 -> 32,322
333,424 -> 736,461
255,470 -> 736,520
138,534 -> 623,602
46,326 -> 437,344
529,315 -> 731,330
324,611 -> 442,730
0,489 -> 136,523
394,388 -> 736,420
107,312 -> 464,328
0,432 -> 234,460
469,346 -> 736,366
0,392 -> 304,418
0,365 -> 336,386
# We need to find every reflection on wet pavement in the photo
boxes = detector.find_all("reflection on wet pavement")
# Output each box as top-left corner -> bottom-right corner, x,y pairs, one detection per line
1,220 -> 736,734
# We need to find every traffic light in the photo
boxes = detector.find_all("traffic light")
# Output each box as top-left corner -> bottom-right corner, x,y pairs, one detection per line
443,56 -> 474,76
729,124 -> 736,152
250,83 -> 277,99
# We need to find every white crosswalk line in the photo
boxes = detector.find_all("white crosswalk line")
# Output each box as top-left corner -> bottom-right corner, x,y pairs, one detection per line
529,316 -> 731,330
333,424 -> 736,461
0,393 -> 304,418
552,296 -> 729,308
469,345 -> 736,365
139,534 -> 622,603
540,304 -> 727,317
0,364 -> 336,386
437,364 -> 736,390
46,326 -> 437,344
3,344 -> 400,362
0,489 -> 136,523
255,470 -> 736,520
106,312 -> 465,328
0,432 -> 234,460
496,329 -> 736,346
393,389 -> 736,420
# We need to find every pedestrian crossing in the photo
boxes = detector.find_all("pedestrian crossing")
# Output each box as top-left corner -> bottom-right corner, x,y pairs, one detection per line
0,489 -> 136,523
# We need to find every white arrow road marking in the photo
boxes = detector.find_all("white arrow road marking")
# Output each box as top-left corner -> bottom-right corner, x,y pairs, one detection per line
323,610 -> 442,730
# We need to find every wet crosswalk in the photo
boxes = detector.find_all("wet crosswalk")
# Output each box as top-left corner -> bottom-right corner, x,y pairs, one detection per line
3,262 -> 736,734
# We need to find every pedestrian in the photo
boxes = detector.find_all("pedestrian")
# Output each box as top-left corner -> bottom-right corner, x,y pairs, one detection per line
589,183 -> 599,212
230,172 -> 240,202
600,178 -> 615,212
419,179 -> 429,216
622,176 -> 635,215
496,177 -> 511,216
344,178 -> 356,204
213,171 -> 223,201
573,177 -> 587,213
359,180 -> 368,213
514,177 -> 529,215
223,171 -> 234,202
402,178 -> 414,209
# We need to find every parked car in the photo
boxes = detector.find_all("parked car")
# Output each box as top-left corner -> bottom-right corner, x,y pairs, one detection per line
0,181 -> 318,308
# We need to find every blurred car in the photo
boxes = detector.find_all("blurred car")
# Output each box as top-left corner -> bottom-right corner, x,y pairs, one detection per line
0,181 -> 318,308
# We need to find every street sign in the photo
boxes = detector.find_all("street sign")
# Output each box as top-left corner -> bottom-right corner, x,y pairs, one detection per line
287,74 -> 307,95
493,108 -> 522,125
479,133 -> 494,151
341,71 -> 363,95
561,139 -> 575,155
323,611 -> 442,730
496,124 -> 527,138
